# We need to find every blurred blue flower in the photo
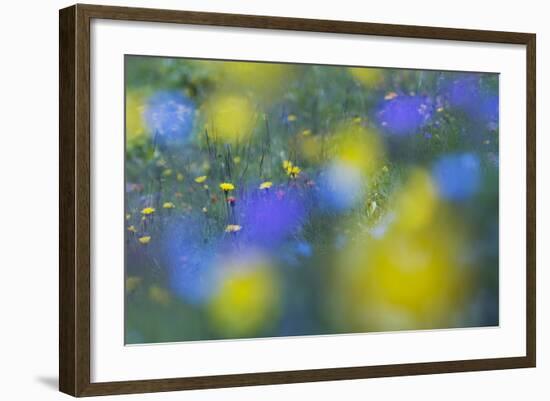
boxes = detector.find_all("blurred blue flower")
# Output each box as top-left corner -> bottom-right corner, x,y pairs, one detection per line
144,91 -> 195,142
239,189 -> 307,249
446,76 -> 498,125
376,95 -> 433,136
280,241 -> 313,268
163,217 -> 217,305
318,162 -> 364,212
432,153 -> 481,201
296,241 -> 313,258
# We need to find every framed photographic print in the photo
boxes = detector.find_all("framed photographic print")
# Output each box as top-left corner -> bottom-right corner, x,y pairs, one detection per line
59,3 -> 536,397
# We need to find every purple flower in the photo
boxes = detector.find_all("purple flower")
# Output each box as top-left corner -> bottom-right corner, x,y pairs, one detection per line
238,189 -> 307,249
445,76 -> 499,125
376,95 -> 433,136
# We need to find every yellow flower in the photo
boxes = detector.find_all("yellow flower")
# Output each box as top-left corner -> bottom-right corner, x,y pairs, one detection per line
282,160 -> 301,178
382,165 -> 389,173
202,207 -> 208,213
225,224 -> 242,233
352,116 -> 362,124
127,225 -> 137,233
203,93 -> 256,144
149,285 -> 171,306
349,67 -> 384,88
163,202 -> 175,209
220,182 -> 235,192
233,156 -> 241,164
176,172 -> 184,182
138,236 -> 151,244
125,213 -> 131,220
194,175 -> 207,184
287,114 -> 297,122
207,256 -> 279,337
259,181 -> 273,190
162,169 -> 173,177
301,129 -> 312,136
285,165 -> 301,178
141,207 -> 155,215
126,276 -> 142,293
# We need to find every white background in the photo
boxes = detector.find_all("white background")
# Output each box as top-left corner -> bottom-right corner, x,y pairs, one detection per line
0,0 -> 546,400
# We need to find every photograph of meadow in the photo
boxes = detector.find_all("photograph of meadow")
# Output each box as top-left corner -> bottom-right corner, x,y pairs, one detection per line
124,55 -> 499,344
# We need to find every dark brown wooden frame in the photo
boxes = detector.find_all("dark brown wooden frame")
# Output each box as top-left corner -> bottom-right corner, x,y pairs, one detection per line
59,3 -> 536,397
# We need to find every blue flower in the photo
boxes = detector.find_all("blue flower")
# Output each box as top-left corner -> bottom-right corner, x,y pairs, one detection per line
445,76 -> 498,125
376,95 -> 433,136
318,162 -> 364,213
432,153 -> 481,201
144,91 -> 195,143
296,241 -> 313,258
163,218 -> 217,305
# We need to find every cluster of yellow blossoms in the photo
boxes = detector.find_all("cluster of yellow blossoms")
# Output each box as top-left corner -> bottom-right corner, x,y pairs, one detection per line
283,160 -> 301,178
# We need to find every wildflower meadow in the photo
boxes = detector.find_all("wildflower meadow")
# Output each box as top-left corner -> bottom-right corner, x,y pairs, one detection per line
124,56 -> 499,344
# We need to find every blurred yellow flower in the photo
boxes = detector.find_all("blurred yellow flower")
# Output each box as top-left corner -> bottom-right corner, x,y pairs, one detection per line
125,213 -> 131,220
328,123 -> 385,176
162,169 -> 172,177
225,224 -> 242,233
126,276 -> 142,293
259,181 -> 273,190
220,182 -> 235,192
162,202 -> 175,209
125,90 -> 147,146
202,207 -> 208,213
203,93 -> 256,144
127,225 -> 137,233
213,61 -> 295,98
301,129 -> 312,136
333,182 -> 470,332
194,175 -> 207,183
233,156 -> 241,164
138,236 -> 151,244
287,114 -> 297,122
176,172 -> 184,182
394,169 -> 438,232
149,285 -> 171,306
208,254 -> 280,336
349,67 -> 384,88
141,207 -> 155,215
